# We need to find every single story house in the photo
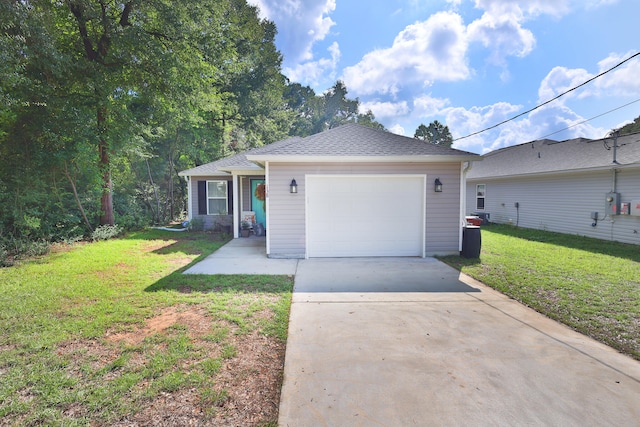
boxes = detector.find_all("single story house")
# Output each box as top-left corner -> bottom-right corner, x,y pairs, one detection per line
466,131 -> 640,245
179,123 -> 481,258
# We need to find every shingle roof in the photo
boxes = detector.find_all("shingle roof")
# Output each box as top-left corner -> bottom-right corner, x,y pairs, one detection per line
179,124 -> 479,176
467,132 -> 640,180
249,123 -> 478,158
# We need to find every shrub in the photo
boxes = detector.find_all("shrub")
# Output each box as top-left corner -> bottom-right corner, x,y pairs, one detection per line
91,224 -> 123,242
0,244 -> 10,267
187,217 -> 204,231
0,237 -> 50,266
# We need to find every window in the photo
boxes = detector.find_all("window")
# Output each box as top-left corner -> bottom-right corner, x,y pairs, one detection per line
476,184 -> 486,210
207,181 -> 228,215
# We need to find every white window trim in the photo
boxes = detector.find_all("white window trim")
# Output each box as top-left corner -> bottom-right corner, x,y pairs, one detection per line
476,184 -> 486,211
206,180 -> 228,215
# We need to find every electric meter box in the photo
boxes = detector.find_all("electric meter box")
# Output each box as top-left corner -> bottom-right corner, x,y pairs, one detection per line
630,200 -> 640,216
605,192 -> 620,215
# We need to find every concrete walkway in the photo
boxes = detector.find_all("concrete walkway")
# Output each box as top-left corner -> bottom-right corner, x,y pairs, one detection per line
182,236 -> 298,275
280,258 -> 640,426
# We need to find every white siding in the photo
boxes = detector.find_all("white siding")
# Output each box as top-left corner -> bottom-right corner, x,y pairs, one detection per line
467,167 -> 640,245
268,162 -> 462,258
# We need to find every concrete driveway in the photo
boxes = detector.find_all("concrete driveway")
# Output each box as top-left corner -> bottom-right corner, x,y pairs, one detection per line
279,258 -> 640,426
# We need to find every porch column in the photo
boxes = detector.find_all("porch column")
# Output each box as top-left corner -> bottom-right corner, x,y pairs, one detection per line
232,174 -> 239,238
185,176 -> 192,220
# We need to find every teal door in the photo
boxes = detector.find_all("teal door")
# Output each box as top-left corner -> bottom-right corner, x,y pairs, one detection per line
251,179 -> 266,229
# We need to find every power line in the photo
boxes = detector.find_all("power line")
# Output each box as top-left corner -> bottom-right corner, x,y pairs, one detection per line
452,51 -> 640,142
534,98 -> 640,140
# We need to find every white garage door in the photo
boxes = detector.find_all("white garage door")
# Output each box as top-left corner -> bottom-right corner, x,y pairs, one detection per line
306,175 -> 425,257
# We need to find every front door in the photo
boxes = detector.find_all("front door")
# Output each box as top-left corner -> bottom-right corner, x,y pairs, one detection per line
251,179 -> 266,229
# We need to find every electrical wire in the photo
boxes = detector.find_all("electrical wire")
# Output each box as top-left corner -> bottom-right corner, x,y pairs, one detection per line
452,51 -> 640,142
535,98 -> 640,140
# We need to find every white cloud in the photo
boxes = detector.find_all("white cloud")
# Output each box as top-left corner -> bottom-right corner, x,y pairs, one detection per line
413,94 -> 452,117
537,52 -> 640,103
247,0 -> 336,63
283,42 -> 341,87
538,66 -> 592,103
593,52 -> 640,97
445,100 -> 608,154
341,11 -> 470,96
360,100 -> 410,119
388,124 -> 406,136
472,0 -> 572,17
467,11 -> 536,65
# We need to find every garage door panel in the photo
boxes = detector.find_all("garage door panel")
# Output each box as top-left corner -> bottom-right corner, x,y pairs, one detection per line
307,176 -> 425,257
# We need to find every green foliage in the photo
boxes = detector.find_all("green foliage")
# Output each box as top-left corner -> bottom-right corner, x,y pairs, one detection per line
91,224 -> 123,242
616,115 -> 640,136
0,0 -> 290,240
414,120 -> 453,147
284,80 -> 385,135
188,217 -> 205,232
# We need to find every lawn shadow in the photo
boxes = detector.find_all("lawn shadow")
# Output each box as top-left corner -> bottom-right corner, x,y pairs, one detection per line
487,224 -> 640,263
124,229 -> 230,257
145,271 -> 294,294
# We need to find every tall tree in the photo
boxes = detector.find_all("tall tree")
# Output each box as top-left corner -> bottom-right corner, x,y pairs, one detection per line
414,120 -> 453,147
284,80 -> 384,135
615,115 -> 640,136
1,0 -> 287,231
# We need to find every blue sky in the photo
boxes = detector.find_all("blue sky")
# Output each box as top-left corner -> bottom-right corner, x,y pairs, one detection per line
247,0 -> 640,154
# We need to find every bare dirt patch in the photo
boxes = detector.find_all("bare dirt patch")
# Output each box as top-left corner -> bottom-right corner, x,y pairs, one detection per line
106,305 -> 211,346
95,304 -> 284,426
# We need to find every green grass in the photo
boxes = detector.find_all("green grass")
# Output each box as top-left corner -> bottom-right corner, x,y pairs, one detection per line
0,230 -> 293,426
439,224 -> 640,360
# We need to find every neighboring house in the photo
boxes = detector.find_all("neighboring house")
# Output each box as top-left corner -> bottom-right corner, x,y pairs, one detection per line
466,132 -> 640,245
179,123 -> 480,258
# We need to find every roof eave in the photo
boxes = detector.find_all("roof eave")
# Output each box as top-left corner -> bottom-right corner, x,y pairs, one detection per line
178,170 -> 232,177
468,162 -> 640,180
217,167 -> 265,175
246,154 -> 481,163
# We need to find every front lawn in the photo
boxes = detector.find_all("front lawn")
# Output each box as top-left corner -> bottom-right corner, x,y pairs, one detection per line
0,230 -> 293,426
439,224 -> 640,360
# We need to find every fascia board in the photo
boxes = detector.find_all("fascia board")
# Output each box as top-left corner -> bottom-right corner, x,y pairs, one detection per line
245,154 -> 481,163
468,162 -> 640,181
177,170 -> 231,177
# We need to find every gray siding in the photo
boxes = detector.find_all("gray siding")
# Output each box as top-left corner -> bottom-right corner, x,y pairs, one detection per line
467,167 -> 640,245
268,162 -> 462,258
187,175 -> 233,231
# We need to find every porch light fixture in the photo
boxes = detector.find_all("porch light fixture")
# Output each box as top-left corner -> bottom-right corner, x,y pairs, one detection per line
290,178 -> 298,194
434,178 -> 443,193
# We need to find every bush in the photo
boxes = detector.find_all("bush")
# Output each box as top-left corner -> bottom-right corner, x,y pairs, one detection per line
187,217 -> 204,231
91,224 -> 123,242
0,244 -> 10,267
0,237 -> 50,266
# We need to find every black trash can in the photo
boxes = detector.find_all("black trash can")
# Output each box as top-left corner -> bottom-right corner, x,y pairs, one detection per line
461,226 -> 481,258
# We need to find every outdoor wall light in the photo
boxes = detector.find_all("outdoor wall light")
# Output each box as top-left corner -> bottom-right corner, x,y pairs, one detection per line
290,178 -> 298,194
434,178 -> 443,193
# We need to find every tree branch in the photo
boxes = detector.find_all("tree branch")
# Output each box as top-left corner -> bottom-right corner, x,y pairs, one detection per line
67,1 -> 97,61
63,161 -> 94,233
120,1 -> 134,27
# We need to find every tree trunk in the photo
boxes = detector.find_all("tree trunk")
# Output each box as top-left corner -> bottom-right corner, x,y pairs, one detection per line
145,157 -> 160,224
98,105 -> 114,225
63,161 -> 94,233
